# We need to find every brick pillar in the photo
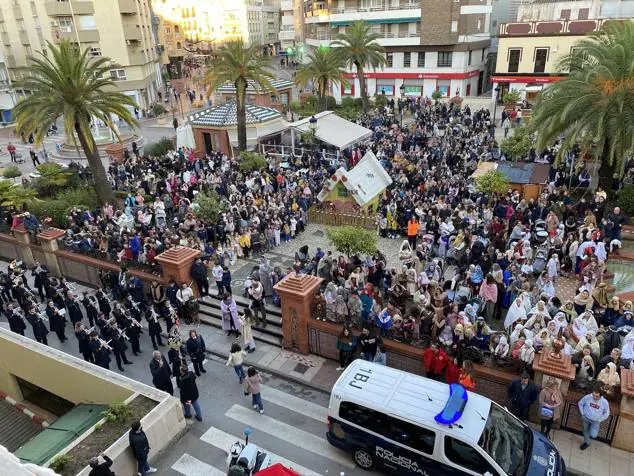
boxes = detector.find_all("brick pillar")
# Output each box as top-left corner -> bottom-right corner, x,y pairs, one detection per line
11,225 -> 35,268
37,228 -> 66,277
155,246 -> 201,296
531,350 -> 576,423
613,370 -> 634,451
273,272 -> 323,355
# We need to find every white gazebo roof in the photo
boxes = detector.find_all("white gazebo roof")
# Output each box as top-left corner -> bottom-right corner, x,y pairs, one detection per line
317,150 -> 392,207
291,111 -> 373,150
189,100 -> 282,127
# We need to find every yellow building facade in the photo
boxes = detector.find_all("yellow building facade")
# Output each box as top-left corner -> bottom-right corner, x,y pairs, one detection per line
491,17 -> 619,103
0,0 -> 162,113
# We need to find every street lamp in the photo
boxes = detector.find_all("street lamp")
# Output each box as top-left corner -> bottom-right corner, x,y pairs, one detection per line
308,115 -> 318,152
492,86 -> 501,126
437,123 -> 447,150
399,84 -> 405,128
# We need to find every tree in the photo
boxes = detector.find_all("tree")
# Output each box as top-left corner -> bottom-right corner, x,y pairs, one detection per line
191,191 -> 227,224
2,166 -> 21,182
33,163 -> 75,197
326,226 -> 377,257
431,90 -> 443,103
295,47 -> 345,112
203,40 -> 275,152
502,90 -> 521,105
331,21 -> 386,113
475,169 -> 511,196
239,151 -> 267,172
500,124 -> 532,160
144,137 -> 174,157
531,21 -> 634,181
12,40 -> 139,205
0,183 -> 38,209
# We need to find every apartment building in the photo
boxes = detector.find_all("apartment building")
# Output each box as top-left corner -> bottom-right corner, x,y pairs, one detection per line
279,0 -> 295,49
492,0 -> 634,103
247,0 -> 281,50
303,0 -> 492,101
0,0 -> 162,116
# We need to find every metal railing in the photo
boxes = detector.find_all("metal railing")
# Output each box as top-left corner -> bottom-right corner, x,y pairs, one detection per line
331,2 -> 421,14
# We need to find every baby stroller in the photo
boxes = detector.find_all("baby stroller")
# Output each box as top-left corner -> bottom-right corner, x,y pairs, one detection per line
533,220 -> 549,245
532,245 -> 549,275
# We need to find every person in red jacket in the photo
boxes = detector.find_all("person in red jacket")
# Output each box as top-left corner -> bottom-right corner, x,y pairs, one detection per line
423,343 -> 449,381
445,357 -> 461,385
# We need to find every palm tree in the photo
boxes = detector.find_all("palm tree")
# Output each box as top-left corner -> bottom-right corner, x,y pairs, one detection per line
531,21 -> 634,181
0,183 -> 38,209
295,47 -> 346,112
331,21 -> 387,113
203,40 -> 275,152
12,40 -> 138,205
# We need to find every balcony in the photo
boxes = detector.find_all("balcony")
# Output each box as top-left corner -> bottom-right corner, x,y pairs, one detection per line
123,24 -> 142,41
118,0 -> 137,14
1,32 -> 9,46
331,1 -> 421,14
54,27 -> 100,43
279,29 -> 295,41
13,5 -> 23,20
18,30 -> 29,45
6,55 -> 16,68
282,15 -> 294,26
45,1 -> 95,16
499,18 -> 619,37
281,0 -> 293,10
304,8 -> 329,23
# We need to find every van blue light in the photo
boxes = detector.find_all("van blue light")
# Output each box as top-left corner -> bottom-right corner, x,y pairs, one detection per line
434,384 -> 468,425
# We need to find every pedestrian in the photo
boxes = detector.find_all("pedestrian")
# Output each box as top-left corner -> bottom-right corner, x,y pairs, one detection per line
220,292 -> 241,337
226,342 -> 247,383
244,366 -> 264,414
336,326 -> 357,371
502,117 -> 511,137
248,278 -> 267,328
128,420 -> 157,475
186,329 -> 206,376
539,377 -> 563,438
190,258 -> 209,298
458,360 -> 477,391
578,387 -> 610,450
239,308 -> 256,352
7,142 -> 16,162
29,146 -> 40,167
359,326 -> 378,361
212,260 -> 224,297
423,343 -> 449,381
88,453 -> 115,476
507,372 -> 538,422
149,351 -> 173,395
373,342 -> 387,365
179,367 -> 202,421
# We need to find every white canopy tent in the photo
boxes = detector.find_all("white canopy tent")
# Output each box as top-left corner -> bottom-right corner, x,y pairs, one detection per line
176,124 -> 196,149
290,111 -> 372,150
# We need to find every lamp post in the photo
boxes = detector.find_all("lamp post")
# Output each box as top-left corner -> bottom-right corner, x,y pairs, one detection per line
492,85 -> 501,126
399,83 -> 405,128
308,115 -> 318,155
437,123 -> 447,151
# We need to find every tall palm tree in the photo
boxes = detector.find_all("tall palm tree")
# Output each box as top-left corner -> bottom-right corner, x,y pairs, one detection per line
295,47 -> 345,112
531,21 -> 634,181
203,40 -> 275,152
12,40 -> 138,205
331,21 -> 387,113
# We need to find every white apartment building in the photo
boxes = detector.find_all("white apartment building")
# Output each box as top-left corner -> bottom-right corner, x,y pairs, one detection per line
248,0 -> 281,50
303,0 -> 493,102
0,0 -> 162,119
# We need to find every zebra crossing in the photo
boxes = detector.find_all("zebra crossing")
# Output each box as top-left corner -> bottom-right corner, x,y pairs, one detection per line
169,384 -> 358,476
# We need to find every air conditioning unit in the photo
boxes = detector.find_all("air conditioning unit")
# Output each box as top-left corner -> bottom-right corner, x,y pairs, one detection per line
50,21 -> 58,27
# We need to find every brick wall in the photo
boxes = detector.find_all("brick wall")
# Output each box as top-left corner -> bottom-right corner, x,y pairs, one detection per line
420,0 -> 459,45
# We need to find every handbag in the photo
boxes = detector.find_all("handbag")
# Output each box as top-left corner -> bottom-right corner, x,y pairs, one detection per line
540,406 -> 554,419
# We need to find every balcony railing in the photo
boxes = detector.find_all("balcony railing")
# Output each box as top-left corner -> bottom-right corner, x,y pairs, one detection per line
499,18 -> 620,37
331,2 -> 421,14
308,30 -> 419,40
45,1 -> 95,16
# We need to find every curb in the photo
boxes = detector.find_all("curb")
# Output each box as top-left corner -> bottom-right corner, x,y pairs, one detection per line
0,390 -> 49,427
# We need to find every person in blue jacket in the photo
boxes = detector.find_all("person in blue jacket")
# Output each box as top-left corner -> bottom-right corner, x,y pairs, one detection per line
578,388 -> 610,450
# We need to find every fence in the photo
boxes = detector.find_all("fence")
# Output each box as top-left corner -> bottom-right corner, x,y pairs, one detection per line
308,208 -> 376,229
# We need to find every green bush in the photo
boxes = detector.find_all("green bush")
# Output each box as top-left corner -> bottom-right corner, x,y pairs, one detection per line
502,89 -> 521,104
49,454 -> 72,472
500,125 -> 532,159
304,96 -> 317,108
27,199 -> 71,228
354,97 -> 364,109
326,226 -> 377,257
2,166 -> 21,180
618,185 -> 634,214
144,137 -> 174,157
33,163 -> 76,197
102,402 -> 133,423
341,97 -> 357,109
374,94 -> 388,109
239,151 -> 267,172
151,102 -> 167,116
56,186 -> 99,209
324,96 -> 336,110
475,169 -> 511,195
337,107 -> 360,121
192,191 -> 227,223
432,90 -> 443,102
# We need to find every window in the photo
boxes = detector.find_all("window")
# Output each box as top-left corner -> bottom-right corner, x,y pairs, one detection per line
339,402 -> 436,454
58,16 -> 74,30
79,15 -> 96,30
89,47 -> 102,56
18,20 -> 25,32
578,8 -> 589,19
437,51 -> 452,67
482,48 -> 486,61
445,436 -> 495,474
165,27 -> 171,34
417,52 -> 425,67
109,69 -> 126,81
559,9 -> 571,19
174,25 -> 180,33
468,50 -> 472,65
176,41 -> 182,49
386,52 -> 393,67
403,52 -> 411,67
451,20 -> 458,32
508,48 -> 521,73
533,47 -> 548,73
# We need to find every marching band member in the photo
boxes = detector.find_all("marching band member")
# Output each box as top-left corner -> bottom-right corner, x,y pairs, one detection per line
64,292 -> 84,325
89,330 -> 112,370
5,303 -> 26,336
82,292 -> 99,327
124,314 -> 143,356
31,261 -> 49,301
46,300 -> 67,342
74,322 -> 94,363
109,321 -> 133,371
25,305 -> 48,345
96,288 -> 112,316
147,306 -> 165,350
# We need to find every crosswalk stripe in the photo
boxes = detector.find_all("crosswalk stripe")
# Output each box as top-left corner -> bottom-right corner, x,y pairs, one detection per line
260,384 -> 327,422
225,405 -> 355,469
201,426 -> 323,476
171,453 -> 226,476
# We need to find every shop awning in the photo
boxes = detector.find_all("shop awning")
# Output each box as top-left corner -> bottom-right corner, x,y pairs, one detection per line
291,111 -> 372,150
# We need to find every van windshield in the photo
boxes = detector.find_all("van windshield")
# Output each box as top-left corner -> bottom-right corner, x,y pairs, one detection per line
478,403 -> 530,475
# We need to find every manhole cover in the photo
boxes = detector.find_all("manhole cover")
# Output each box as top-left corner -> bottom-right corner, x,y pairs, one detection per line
293,363 -> 310,374
312,230 -> 324,237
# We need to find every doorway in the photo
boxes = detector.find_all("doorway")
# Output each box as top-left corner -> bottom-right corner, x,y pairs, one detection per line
203,132 -> 213,155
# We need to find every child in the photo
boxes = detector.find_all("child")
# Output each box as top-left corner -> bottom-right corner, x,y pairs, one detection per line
239,308 -> 256,352
226,343 -> 247,384
244,366 -> 264,414
374,343 -> 387,365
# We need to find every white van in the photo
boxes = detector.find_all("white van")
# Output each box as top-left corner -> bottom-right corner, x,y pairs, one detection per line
327,361 -> 565,476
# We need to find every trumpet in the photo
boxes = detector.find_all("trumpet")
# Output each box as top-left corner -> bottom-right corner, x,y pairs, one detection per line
116,327 -> 131,341
129,316 -> 142,328
97,337 -> 113,351
66,281 -> 78,292
37,312 -> 49,322
81,325 -> 95,335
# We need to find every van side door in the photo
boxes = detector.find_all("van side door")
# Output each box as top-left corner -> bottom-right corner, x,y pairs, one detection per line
440,435 -> 503,476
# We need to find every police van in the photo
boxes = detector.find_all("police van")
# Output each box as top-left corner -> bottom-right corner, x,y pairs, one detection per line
327,361 -> 565,476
